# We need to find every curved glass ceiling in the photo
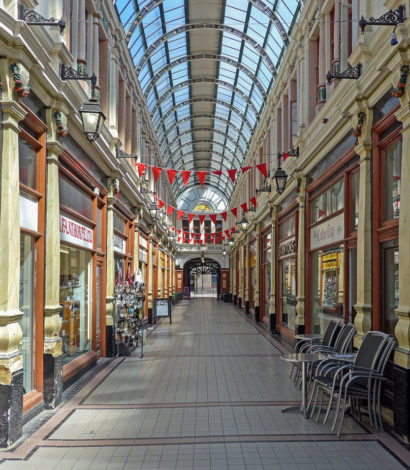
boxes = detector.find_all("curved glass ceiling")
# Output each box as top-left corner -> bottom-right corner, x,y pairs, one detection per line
115,0 -> 301,202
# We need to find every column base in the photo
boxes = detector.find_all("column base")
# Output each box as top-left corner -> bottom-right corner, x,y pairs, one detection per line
105,325 -> 115,357
233,295 -> 237,305
0,369 -> 23,448
148,307 -> 155,325
43,353 -> 63,409
295,324 -> 305,335
393,363 -> 410,444
245,301 -> 250,315
238,298 -> 242,308
255,306 -> 260,322
270,313 -> 280,334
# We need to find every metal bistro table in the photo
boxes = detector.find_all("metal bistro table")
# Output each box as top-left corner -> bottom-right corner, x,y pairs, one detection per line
281,353 -> 322,418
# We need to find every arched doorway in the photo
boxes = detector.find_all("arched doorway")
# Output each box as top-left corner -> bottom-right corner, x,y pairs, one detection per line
183,258 -> 221,298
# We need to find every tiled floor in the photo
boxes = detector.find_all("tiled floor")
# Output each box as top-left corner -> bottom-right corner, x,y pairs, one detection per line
0,298 -> 409,469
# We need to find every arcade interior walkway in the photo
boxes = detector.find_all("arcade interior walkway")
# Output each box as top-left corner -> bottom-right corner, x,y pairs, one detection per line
0,299 -> 409,470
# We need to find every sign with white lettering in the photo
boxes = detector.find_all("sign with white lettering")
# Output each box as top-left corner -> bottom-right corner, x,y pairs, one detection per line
60,214 -> 93,249
114,234 -> 126,254
310,213 -> 344,250
279,236 -> 296,259
139,248 -> 147,263
20,194 -> 38,232
139,236 -> 148,249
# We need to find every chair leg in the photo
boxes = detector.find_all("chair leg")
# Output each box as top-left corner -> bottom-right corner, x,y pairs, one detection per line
307,381 -> 318,417
323,387 -> 335,425
336,392 -> 349,437
315,389 -> 324,423
376,383 -> 383,431
331,389 -> 343,432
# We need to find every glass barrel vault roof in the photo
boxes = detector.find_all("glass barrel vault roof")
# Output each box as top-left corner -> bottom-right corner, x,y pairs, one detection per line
115,0 -> 301,203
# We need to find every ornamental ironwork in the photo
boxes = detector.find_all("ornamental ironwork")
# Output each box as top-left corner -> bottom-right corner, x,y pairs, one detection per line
20,6 -> 66,34
61,64 -> 97,86
326,64 -> 362,85
359,6 -> 405,34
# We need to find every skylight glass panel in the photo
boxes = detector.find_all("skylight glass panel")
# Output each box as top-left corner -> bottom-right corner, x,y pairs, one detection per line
139,65 -> 152,91
130,33 -> 145,63
225,2 -> 247,25
277,0 -> 299,30
242,44 -> 261,69
141,8 -> 162,41
150,48 -> 168,73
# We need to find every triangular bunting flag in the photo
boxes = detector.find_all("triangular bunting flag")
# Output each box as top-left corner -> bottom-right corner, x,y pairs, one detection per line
228,169 -> 237,183
256,163 -> 267,178
151,166 -> 162,182
183,231 -> 188,238
231,207 -> 238,218
209,214 -> 217,224
178,210 -> 185,220
242,166 -> 252,173
191,232 -> 195,237
283,152 -> 289,161
221,211 -> 227,222
177,237 -> 181,242
250,196 -> 257,207
158,199 -> 165,209
177,229 -> 181,235
188,213 -> 195,224
217,232 -> 223,238
136,163 -> 147,178
222,236 -> 226,241
241,202 -> 248,212
225,230 -> 231,239
181,170 -> 191,186
167,169 -> 177,184
198,215 -> 205,224
205,234 -> 209,242
197,171 -> 207,187
167,205 -> 175,216
231,227 -> 236,233
212,170 -> 222,176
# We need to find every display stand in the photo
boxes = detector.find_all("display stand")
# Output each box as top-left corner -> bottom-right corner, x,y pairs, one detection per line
113,271 -> 145,357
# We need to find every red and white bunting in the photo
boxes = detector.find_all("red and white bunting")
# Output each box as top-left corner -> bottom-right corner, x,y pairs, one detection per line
151,166 -> 162,182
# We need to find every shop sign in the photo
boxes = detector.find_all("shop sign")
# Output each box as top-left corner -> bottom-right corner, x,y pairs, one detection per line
60,214 -> 93,249
279,236 -> 296,259
20,194 -> 38,232
322,252 -> 339,270
113,234 -> 126,254
310,213 -> 344,250
139,236 -> 148,249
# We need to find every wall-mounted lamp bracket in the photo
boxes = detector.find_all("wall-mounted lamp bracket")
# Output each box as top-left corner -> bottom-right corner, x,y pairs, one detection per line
359,6 -> 405,34
20,6 -> 66,34
326,64 -> 362,85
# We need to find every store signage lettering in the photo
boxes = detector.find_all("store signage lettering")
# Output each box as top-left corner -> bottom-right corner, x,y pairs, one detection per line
279,236 -> 296,258
310,213 -> 344,250
139,249 -> 147,263
60,215 -> 93,249
113,234 -> 126,254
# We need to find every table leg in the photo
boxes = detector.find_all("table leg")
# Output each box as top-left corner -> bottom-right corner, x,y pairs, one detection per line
301,361 -> 307,418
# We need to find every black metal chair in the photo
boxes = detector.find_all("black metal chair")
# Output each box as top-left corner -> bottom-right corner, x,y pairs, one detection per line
307,331 -> 396,436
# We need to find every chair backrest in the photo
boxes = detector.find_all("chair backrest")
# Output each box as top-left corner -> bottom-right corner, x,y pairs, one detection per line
354,331 -> 391,382
322,320 -> 342,347
374,335 -> 397,375
334,323 -> 357,353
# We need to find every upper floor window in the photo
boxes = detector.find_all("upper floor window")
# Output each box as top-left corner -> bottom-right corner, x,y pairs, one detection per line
383,140 -> 402,221
311,179 -> 344,224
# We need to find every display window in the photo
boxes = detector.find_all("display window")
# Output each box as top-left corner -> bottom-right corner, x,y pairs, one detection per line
58,150 -> 106,372
260,227 -> 271,319
276,208 -> 298,336
138,232 -> 149,319
372,104 -> 402,333
18,106 -> 46,408
113,205 -> 135,286
249,239 -> 256,309
307,147 -> 359,334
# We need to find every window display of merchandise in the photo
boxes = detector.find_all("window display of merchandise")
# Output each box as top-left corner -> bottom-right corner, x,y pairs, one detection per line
114,270 -> 145,356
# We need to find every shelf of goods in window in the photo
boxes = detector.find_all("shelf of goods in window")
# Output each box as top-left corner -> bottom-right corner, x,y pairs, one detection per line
113,270 -> 145,356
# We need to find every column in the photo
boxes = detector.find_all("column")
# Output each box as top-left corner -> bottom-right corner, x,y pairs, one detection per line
333,0 -> 341,74
353,110 -> 373,347
295,177 -> 307,335
147,227 -> 154,324
317,14 -> 326,107
340,0 -> 349,69
92,15 -> 100,98
0,60 -> 26,447
393,102 -> 410,442
43,113 -> 64,409
70,0 -> 79,63
105,180 -> 116,357
254,224 -> 261,322
77,0 -> 86,74
269,205 -> 278,333
232,250 -> 237,304
239,242 -> 244,308
244,237 -> 249,313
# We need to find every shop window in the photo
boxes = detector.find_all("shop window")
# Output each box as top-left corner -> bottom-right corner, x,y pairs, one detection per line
280,258 -> 297,329
204,220 -> 211,236
193,219 -> 200,234
97,205 -> 103,250
115,255 -> 126,284
382,242 -> 399,335
113,212 -> 126,233
350,170 -> 360,232
215,220 -> 222,244
182,218 -> 189,235
96,264 -> 102,332
279,215 -> 296,239
19,138 -> 37,189
59,245 -> 91,364
383,141 -> 402,221
311,246 -> 344,334
19,234 -> 35,393
59,175 -> 93,220
311,179 -> 344,223
348,247 -> 357,324
262,231 -> 272,317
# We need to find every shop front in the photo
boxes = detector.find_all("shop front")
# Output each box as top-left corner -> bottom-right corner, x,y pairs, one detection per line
138,230 -> 149,319
18,105 -> 46,410
306,146 -> 359,334
260,223 -> 272,327
58,151 -> 106,380
248,238 -> 256,313
276,205 -> 298,339
113,205 -> 134,285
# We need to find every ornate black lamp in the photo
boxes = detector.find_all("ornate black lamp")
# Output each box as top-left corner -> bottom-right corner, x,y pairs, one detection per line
273,147 -> 299,194
238,213 -> 248,232
20,6 -> 65,33
149,200 -> 158,220
222,247 -> 227,256
79,98 -> 106,142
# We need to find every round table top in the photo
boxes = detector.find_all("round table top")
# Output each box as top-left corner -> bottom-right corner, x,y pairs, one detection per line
280,353 -> 322,363
294,333 -> 323,340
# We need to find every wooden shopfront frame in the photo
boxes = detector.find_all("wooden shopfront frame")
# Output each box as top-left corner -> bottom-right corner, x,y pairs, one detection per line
372,107 -> 402,333
276,201 -> 298,340
19,105 -> 47,412
113,201 -> 135,284
59,150 -> 107,380
305,148 -> 359,333
248,237 -> 256,310
138,228 -> 149,319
